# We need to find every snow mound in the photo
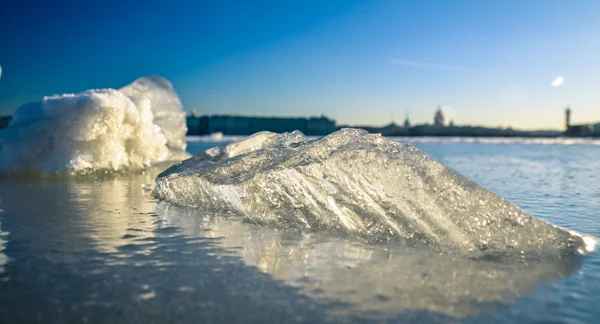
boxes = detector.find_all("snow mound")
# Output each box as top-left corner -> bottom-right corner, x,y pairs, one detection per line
155,128 -> 594,256
119,76 -> 187,154
0,76 -> 190,174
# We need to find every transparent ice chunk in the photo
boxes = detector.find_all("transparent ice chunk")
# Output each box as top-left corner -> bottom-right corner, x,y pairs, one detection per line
155,128 -> 595,255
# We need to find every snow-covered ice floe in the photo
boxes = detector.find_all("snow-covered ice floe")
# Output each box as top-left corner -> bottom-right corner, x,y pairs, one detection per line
155,128 -> 596,256
0,76 -> 190,174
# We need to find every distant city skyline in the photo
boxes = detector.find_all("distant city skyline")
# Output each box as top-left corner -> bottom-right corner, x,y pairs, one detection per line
1,0 -> 599,130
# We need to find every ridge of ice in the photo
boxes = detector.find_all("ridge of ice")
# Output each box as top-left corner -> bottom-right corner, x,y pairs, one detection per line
155,128 -> 595,255
0,76 -> 190,174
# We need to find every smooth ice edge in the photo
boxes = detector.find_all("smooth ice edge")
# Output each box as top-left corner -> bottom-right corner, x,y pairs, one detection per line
155,128 -> 596,256
0,76 -> 190,174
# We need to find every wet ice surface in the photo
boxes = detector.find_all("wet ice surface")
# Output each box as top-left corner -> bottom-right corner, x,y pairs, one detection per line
0,139 -> 599,323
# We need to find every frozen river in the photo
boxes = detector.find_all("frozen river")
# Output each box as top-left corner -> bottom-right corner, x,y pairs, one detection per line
0,137 -> 598,323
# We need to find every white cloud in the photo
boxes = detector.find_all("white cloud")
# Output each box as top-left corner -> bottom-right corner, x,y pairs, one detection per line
551,76 -> 564,87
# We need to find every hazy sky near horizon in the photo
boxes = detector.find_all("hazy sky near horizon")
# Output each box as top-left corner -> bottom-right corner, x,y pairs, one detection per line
0,0 -> 599,129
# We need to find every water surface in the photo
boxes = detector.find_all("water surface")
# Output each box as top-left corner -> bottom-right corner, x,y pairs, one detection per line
0,138 -> 598,323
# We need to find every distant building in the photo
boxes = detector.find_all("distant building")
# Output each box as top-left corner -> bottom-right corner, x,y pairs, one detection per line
565,122 -> 600,137
563,108 -> 600,137
565,124 -> 597,137
186,115 -> 336,136
380,122 -> 406,136
434,106 -> 445,126
403,113 -> 410,129
305,116 -> 337,135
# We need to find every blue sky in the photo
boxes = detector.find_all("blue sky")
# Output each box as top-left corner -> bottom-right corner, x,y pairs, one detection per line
0,0 -> 599,129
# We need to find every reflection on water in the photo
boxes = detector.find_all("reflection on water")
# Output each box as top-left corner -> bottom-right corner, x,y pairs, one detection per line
0,173 -> 339,323
0,140 -> 599,323
65,173 -> 158,253
157,203 -> 580,318
0,170 -> 581,323
0,220 -> 8,275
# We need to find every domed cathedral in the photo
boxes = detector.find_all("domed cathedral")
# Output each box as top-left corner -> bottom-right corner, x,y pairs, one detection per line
433,105 -> 445,126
